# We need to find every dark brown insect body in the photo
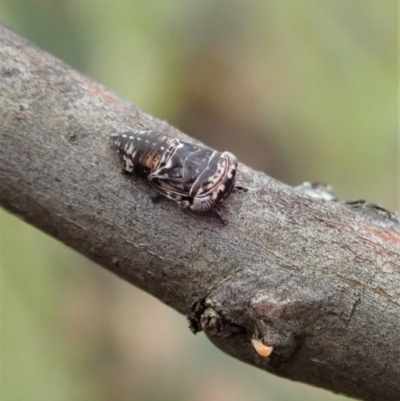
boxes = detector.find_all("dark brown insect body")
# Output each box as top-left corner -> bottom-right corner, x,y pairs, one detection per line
111,130 -> 241,214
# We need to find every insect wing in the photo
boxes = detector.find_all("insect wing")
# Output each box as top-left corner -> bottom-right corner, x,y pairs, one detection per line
149,140 -> 208,195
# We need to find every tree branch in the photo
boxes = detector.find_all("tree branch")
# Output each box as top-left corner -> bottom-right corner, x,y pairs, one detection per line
1,25 -> 399,401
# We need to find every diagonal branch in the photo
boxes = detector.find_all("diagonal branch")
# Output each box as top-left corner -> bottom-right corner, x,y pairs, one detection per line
0,25 -> 399,401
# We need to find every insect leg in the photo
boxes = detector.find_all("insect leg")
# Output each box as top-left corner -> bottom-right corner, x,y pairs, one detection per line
148,183 -> 192,209
214,206 -> 228,225
151,194 -> 165,203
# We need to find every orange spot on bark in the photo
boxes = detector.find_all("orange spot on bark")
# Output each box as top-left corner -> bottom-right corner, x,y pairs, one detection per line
251,339 -> 273,357
366,227 -> 400,246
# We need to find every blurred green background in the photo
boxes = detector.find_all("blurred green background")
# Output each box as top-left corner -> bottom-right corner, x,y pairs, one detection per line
1,1 -> 398,400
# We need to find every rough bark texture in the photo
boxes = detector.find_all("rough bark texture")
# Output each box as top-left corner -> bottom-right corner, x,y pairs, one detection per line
1,25 -> 399,401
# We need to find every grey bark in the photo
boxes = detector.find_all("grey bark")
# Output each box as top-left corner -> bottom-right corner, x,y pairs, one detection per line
1,25 -> 399,401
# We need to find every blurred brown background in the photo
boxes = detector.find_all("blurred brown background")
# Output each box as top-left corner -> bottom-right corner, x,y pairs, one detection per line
1,1 -> 398,400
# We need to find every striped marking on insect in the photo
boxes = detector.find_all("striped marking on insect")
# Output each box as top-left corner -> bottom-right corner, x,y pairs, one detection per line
111,130 -> 246,219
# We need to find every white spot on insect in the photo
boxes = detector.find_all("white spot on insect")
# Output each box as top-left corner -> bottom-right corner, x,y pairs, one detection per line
126,143 -> 135,155
177,200 -> 190,208
145,139 -> 149,143
125,158 -> 134,172
129,136 -> 134,139
251,339 -> 273,357
122,134 -> 127,138
160,146 -> 165,150
137,137 -> 142,141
